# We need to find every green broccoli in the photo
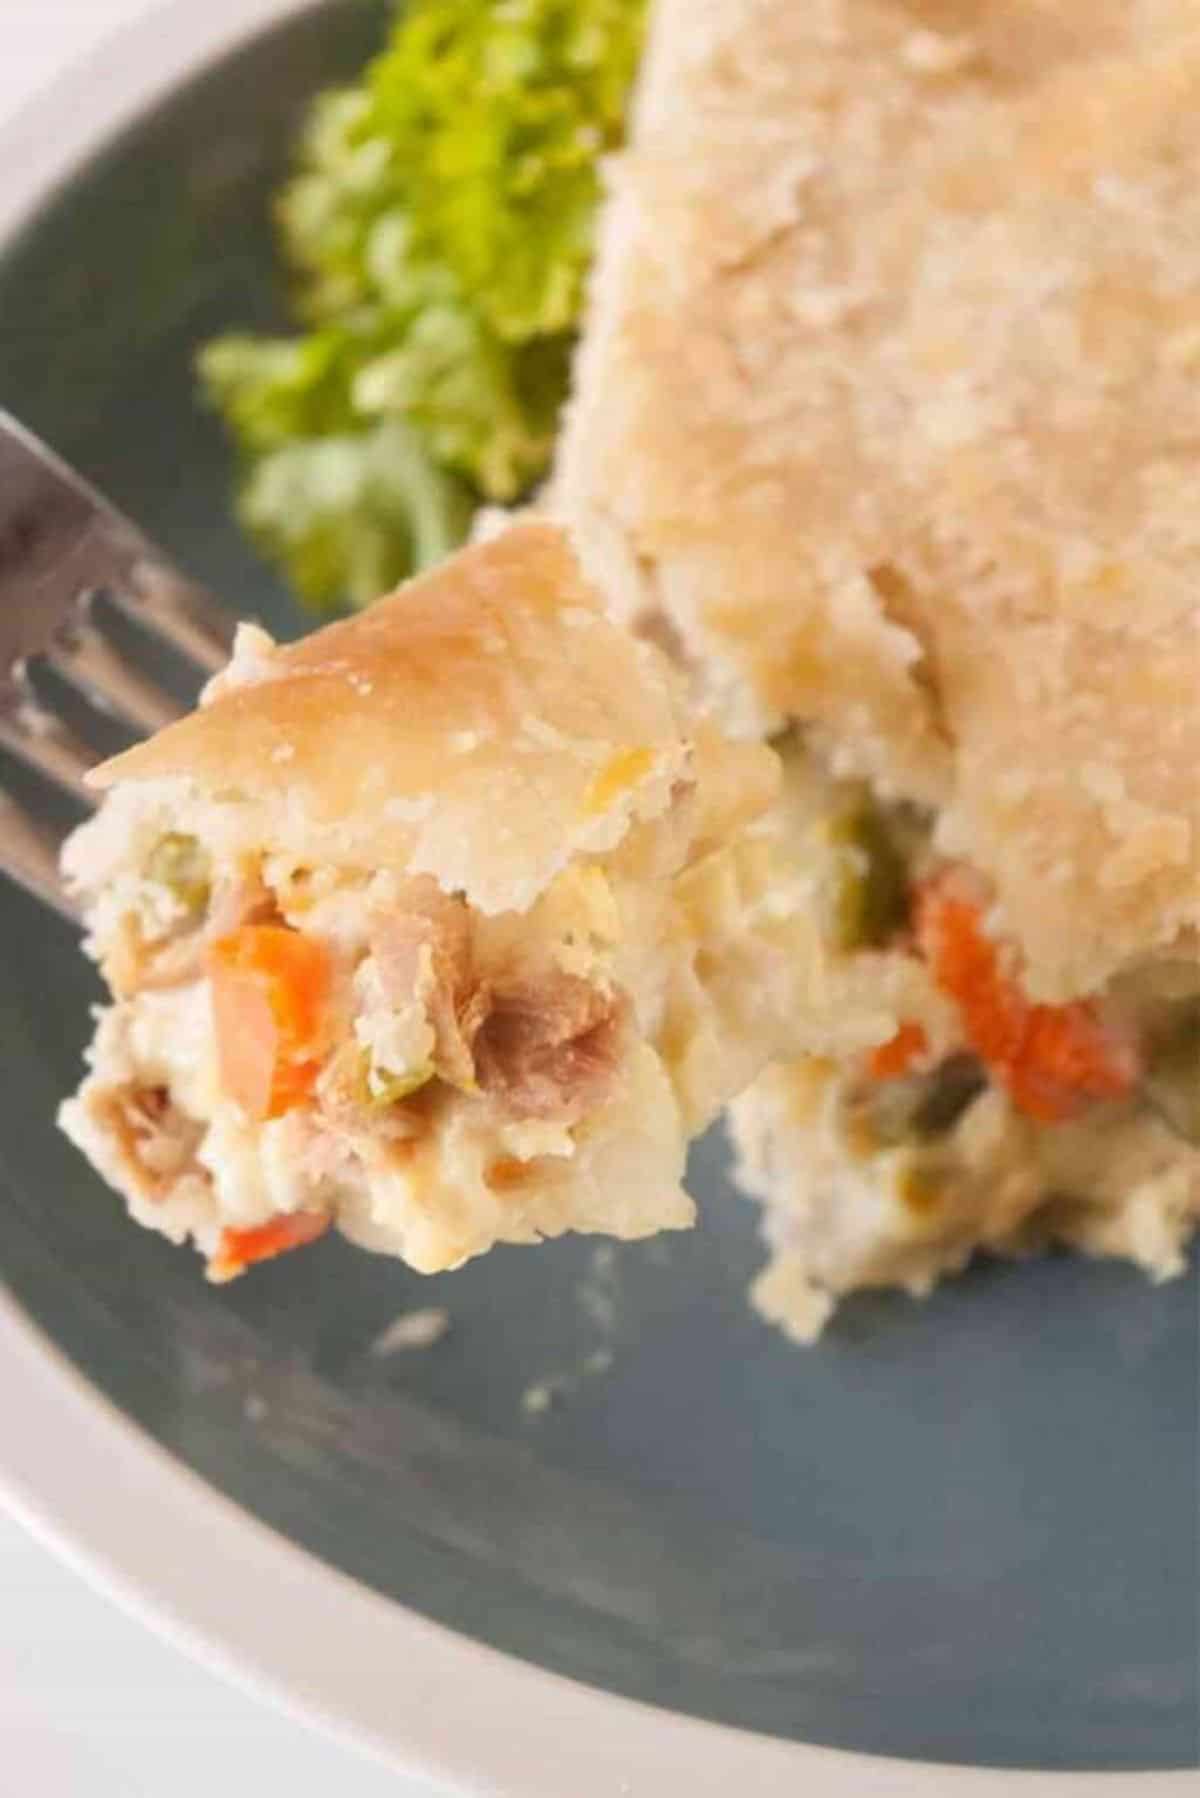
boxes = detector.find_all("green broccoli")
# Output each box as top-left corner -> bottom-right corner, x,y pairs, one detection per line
199,0 -> 646,612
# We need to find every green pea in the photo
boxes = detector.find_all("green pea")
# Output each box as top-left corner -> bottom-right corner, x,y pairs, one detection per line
362,1059 -> 435,1109
145,833 -> 211,917
820,791 -> 910,952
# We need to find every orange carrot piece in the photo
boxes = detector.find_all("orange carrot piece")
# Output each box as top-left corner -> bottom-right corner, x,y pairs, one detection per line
866,1022 -> 930,1081
209,925 -> 331,1120
1008,1006 -> 1139,1124
914,874 -> 1137,1123
209,1211 -> 329,1282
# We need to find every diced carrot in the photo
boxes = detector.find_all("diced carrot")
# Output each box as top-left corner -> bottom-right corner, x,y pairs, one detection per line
208,925 -> 331,1120
866,1021 -> 930,1081
209,1211 -> 329,1282
914,873 -> 1138,1123
1007,1006 -> 1139,1123
913,881 -> 1027,1068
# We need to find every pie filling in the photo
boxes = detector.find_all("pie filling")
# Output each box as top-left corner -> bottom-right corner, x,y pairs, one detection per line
61,817 -> 659,1279
731,732 -> 1198,1339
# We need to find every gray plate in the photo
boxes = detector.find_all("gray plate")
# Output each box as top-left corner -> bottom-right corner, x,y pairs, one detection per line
0,2 -> 1194,1772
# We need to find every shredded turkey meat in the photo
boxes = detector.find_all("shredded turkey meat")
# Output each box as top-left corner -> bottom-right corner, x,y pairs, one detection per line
104,922 -> 207,998
370,880 -> 484,1088
371,880 -> 627,1123
473,971 -> 627,1124
207,865 -> 277,938
90,1084 -> 204,1203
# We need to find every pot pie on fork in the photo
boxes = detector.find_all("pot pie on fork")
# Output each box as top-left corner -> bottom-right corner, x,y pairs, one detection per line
556,0 -> 1200,1338
59,523 -> 784,1281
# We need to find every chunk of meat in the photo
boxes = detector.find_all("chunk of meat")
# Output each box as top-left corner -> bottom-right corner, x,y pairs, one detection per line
914,873 -> 1139,1123
208,1211 -> 330,1283
91,1084 -> 204,1203
104,919 -> 207,998
473,971 -> 627,1123
206,864 -> 277,939
370,880 -> 483,1088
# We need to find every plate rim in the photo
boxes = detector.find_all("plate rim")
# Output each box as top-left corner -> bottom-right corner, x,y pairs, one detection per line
0,3 -> 1192,1790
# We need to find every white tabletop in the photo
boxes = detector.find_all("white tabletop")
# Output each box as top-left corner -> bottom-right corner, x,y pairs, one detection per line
0,3 -> 445,1789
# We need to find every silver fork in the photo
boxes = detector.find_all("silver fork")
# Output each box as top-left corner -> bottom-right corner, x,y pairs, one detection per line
0,411 -> 235,920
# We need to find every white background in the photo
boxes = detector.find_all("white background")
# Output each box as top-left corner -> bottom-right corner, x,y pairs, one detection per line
0,3 -> 444,1790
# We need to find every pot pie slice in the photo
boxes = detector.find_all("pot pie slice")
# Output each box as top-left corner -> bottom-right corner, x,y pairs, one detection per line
557,0 -> 1200,1337
59,523 -> 783,1281
732,748 -> 1198,1344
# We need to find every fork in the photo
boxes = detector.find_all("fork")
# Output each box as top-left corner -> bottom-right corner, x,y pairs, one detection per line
0,411 -> 236,920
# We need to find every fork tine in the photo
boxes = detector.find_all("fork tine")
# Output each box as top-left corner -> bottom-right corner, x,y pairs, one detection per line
0,787 -> 76,920
0,686 -> 98,807
0,411 -> 239,922
43,623 -> 187,734
105,561 -> 234,676
0,410 -> 235,677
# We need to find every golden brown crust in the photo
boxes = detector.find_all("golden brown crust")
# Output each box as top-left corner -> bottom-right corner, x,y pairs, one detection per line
557,0 -> 1200,997
63,525 -> 794,1278
92,524 -> 702,914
